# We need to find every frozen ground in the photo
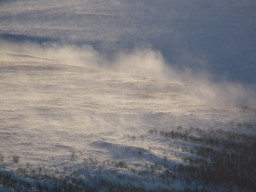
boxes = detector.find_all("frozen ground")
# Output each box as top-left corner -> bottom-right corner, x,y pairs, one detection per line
0,49 -> 255,191
0,0 -> 256,191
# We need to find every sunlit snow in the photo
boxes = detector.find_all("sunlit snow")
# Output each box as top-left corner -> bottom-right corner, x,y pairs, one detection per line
0,0 -> 256,191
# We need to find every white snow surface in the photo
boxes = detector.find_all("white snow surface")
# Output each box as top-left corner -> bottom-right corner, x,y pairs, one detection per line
0,0 -> 256,190
0,50 -> 255,174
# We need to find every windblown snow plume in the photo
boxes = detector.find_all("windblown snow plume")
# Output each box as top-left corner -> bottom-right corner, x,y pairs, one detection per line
1,40 -> 255,108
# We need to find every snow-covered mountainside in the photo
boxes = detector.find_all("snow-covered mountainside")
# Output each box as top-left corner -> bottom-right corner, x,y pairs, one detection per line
0,0 -> 256,191
0,47 -> 255,191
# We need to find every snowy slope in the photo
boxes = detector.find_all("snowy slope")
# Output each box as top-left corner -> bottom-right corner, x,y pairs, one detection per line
0,47 -> 255,191
0,0 -> 256,191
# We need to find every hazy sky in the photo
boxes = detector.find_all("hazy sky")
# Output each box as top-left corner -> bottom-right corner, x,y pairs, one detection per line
0,0 -> 256,83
